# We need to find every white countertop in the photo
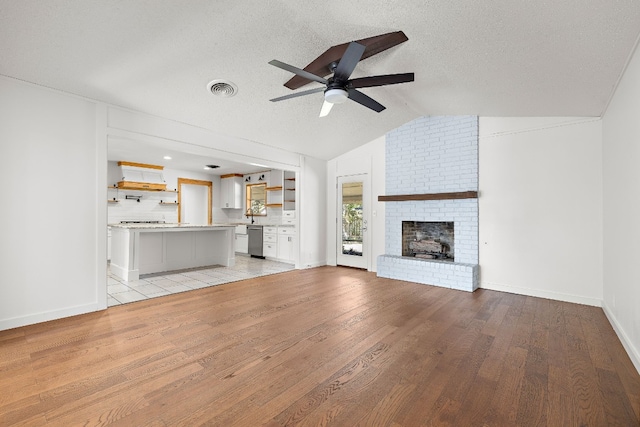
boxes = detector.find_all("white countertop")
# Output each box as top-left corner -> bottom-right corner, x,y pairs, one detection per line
110,223 -> 235,230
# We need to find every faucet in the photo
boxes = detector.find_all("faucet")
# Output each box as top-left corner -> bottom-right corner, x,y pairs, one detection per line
246,209 -> 255,224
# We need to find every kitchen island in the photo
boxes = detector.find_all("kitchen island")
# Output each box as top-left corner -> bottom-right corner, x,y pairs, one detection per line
110,223 -> 235,281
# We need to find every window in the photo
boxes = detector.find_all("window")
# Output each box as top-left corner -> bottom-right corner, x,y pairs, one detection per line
246,183 -> 266,216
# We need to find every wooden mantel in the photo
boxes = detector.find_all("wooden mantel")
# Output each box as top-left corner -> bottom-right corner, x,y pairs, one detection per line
378,191 -> 478,202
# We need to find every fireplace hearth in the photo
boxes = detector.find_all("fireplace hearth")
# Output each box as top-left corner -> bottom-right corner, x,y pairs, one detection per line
402,221 -> 454,261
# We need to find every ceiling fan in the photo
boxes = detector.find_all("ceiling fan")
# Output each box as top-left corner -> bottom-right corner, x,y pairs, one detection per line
268,39 -> 414,117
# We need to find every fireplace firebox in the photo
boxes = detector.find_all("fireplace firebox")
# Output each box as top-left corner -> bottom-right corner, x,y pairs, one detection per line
402,221 -> 454,261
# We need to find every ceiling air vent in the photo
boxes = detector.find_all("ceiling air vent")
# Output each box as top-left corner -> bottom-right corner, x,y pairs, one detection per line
207,80 -> 238,97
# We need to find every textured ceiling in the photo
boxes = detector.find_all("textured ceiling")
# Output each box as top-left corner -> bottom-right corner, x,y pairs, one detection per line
1,0 -> 639,164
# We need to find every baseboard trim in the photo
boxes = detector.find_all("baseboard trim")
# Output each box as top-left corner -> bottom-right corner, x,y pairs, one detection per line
602,301 -> 640,375
480,281 -> 601,307
0,303 -> 102,332
299,260 -> 326,269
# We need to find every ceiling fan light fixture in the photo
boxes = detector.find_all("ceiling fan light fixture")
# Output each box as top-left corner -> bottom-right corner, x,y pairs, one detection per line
324,88 -> 348,104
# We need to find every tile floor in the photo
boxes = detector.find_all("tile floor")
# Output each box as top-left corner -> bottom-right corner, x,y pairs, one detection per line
107,255 -> 295,307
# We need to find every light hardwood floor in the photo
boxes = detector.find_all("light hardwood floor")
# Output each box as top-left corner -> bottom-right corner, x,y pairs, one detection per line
1,266 -> 639,426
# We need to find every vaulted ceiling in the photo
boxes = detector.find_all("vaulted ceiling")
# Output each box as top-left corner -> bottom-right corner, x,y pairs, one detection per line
1,1 -> 639,162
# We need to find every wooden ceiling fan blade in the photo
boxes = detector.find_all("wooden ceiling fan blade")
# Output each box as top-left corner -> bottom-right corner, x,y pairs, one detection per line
333,42 -> 366,82
284,31 -> 409,90
269,87 -> 325,102
268,60 -> 327,85
349,73 -> 415,89
347,89 -> 386,113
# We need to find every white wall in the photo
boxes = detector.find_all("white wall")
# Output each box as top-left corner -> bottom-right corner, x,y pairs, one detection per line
106,107 -> 301,172
326,136 -> 385,271
602,41 -> 640,372
0,77 -> 107,330
479,117 -> 603,306
299,155 -> 327,268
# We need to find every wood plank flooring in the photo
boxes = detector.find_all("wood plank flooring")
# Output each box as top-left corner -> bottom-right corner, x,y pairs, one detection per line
1,266 -> 638,426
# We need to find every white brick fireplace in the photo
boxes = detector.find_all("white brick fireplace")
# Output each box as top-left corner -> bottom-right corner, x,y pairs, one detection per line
377,116 -> 479,291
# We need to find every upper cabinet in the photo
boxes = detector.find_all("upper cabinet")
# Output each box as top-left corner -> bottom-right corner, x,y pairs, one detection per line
220,174 -> 243,209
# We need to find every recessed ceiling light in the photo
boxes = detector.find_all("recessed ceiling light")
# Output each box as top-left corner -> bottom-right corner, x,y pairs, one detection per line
163,156 -> 172,160
207,80 -> 238,98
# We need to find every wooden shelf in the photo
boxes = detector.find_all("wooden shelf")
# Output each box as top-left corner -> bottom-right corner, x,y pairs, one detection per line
266,203 -> 283,208
107,199 -> 119,203
266,186 -> 283,191
108,186 -> 177,193
378,191 -> 478,202
285,178 -> 296,181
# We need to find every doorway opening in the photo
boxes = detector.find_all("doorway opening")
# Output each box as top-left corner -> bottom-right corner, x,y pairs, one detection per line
336,174 -> 369,269
178,178 -> 212,224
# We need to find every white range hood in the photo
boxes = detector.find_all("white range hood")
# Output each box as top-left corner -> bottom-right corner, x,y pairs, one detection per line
117,162 -> 167,191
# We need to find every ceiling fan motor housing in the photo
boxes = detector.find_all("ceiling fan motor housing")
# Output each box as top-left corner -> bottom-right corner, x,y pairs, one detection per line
324,81 -> 349,104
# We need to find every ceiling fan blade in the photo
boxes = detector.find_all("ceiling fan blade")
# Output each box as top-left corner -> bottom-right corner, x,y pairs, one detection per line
284,31 -> 409,89
347,89 -> 386,113
319,100 -> 334,117
349,73 -> 415,89
334,42 -> 366,82
270,87 -> 325,102
268,60 -> 328,85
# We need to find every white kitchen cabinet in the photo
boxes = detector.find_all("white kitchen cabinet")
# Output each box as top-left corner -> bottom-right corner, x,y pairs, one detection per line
263,226 -> 278,258
107,227 -> 112,261
220,174 -> 243,209
277,226 -> 296,263
235,234 -> 248,254
234,224 -> 248,253
282,209 -> 296,225
263,242 -> 277,258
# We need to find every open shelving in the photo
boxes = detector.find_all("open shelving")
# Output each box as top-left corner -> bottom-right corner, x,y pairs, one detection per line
283,171 -> 296,211
107,186 -> 178,206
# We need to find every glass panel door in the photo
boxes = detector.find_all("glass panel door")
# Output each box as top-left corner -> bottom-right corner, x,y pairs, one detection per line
337,174 -> 368,269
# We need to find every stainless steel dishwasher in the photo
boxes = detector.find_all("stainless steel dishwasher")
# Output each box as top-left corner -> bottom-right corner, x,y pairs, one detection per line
247,225 -> 264,258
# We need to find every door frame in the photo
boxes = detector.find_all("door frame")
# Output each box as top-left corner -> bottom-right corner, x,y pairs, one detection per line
178,178 -> 212,224
336,173 -> 370,270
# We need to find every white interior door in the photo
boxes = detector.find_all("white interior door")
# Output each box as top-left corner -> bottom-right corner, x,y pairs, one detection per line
180,184 -> 208,225
337,174 -> 369,269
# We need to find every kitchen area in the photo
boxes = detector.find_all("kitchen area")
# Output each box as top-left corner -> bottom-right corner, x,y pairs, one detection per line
107,161 -> 298,306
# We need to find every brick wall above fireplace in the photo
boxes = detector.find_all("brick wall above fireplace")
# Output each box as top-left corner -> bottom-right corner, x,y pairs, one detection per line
377,116 -> 479,291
